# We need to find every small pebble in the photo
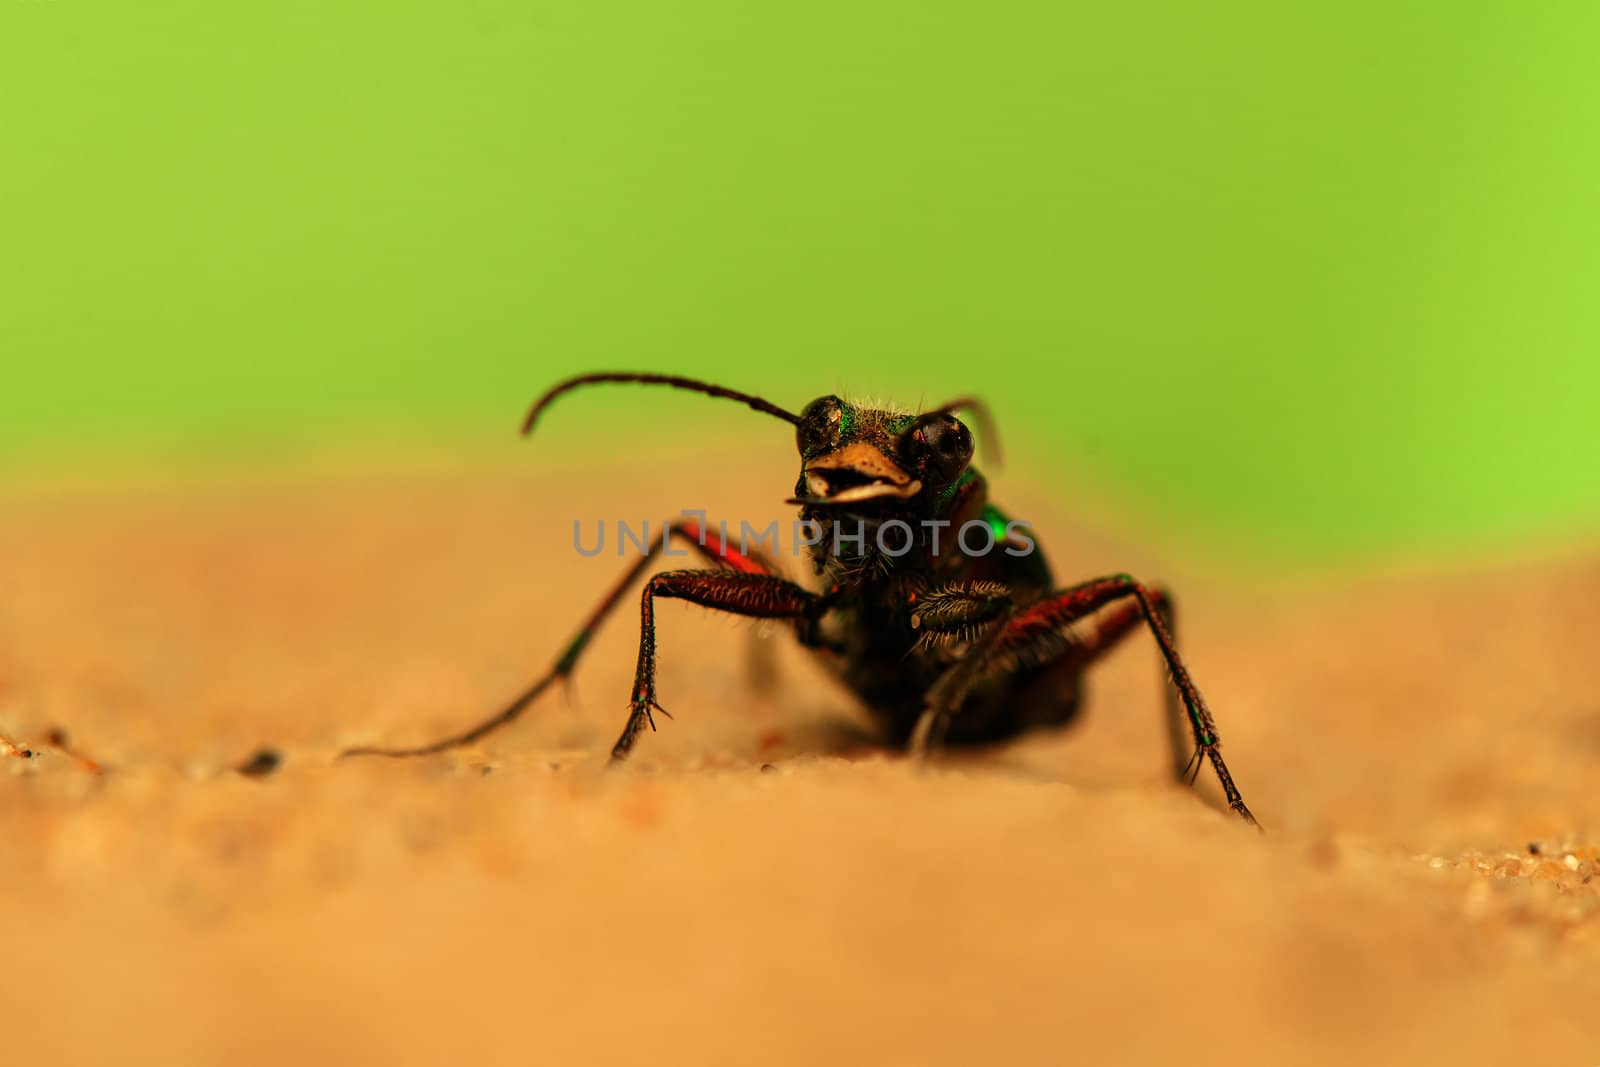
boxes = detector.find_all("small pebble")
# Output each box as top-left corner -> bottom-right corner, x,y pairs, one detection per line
235,748 -> 282,778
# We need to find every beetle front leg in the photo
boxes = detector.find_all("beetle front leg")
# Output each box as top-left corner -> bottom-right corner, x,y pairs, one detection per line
906,581 -> 1015,754
611,571 -> 826,761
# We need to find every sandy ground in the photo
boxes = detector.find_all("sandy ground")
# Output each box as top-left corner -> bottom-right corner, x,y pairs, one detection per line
1,451 -> 1597,1066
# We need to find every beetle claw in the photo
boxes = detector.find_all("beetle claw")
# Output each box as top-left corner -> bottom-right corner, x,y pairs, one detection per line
632,698 -> 670,732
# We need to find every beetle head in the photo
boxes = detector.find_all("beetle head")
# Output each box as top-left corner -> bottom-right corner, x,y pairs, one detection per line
789,396 -> 975,510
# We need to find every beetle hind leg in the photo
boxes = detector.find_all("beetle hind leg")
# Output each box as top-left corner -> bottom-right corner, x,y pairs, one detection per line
341,517 -> 795,760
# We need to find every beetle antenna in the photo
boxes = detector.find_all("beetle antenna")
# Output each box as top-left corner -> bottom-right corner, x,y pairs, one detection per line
521,372 -> 801,435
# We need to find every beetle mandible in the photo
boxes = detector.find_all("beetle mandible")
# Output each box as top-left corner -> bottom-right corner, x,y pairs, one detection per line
345,372 -> 1258,827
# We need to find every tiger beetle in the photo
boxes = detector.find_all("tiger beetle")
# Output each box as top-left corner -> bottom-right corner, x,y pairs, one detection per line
345,372 -> 1258,827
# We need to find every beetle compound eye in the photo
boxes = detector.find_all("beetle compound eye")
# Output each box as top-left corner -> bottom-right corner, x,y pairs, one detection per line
912,413 -> 974,478
939,422 -> 972,458
796,395 -> 845,455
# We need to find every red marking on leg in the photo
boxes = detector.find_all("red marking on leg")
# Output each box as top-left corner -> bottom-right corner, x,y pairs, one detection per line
676,518 -> 767,575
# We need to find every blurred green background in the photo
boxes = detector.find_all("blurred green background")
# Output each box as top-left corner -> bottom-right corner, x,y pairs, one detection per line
3,2 -> 1596,565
